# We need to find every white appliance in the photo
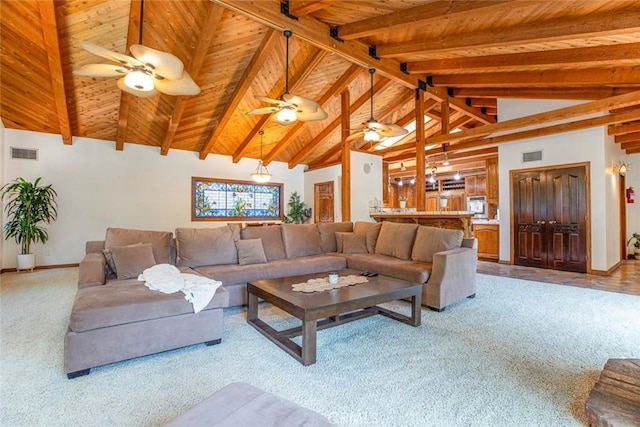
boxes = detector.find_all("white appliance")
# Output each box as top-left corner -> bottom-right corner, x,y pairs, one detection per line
467,196 -> 487,218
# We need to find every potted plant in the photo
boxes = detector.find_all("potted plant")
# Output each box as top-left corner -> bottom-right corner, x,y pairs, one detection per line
282,191 -> 308,224
439,193 -> 449,209
0,177 -> 58,271
628,232 -> 640,260
398,196 -> 407,209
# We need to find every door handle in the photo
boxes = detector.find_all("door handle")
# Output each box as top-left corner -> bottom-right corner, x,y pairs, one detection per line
536,220 -> 546,224
548,220 -> 557,224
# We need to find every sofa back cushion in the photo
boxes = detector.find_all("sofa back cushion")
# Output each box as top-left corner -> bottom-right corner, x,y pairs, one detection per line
111,243 -> 156,280
374,222 -> 418,260
317,222 -> 353,253
240,225 -> 286,262
354,221 -> 382,253
176,226 -> 240,268
235,239 -> 268,265
281,223 -> 322,258
412,226 -> 464,263
105,227 -> 173,264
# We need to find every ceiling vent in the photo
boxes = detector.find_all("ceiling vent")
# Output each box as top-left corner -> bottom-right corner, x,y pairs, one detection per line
522,150 -> 542,163
10,147 -> 38,161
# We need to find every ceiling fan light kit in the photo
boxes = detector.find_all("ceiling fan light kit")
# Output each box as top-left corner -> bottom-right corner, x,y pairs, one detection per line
246,30 -> 327,125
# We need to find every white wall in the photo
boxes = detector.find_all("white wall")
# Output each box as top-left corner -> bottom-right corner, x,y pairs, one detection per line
625,153 -> 640,256
2,129 -> 305,269
497,99 -> 629,271
303,150 -> 382,223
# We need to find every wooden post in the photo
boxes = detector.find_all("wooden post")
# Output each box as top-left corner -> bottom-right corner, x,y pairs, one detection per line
382,162 -> 389,205
415,89 -> 426,211
341,90 -> 351,221
441,100 -> 450,135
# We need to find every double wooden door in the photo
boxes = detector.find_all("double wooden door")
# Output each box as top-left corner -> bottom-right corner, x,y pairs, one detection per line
512,166 -> 587,272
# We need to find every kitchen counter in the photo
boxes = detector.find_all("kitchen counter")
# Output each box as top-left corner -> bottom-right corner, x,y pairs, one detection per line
370,211 -> 475,237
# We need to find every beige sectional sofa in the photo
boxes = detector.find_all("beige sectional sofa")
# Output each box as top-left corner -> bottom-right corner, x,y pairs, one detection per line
65,221 -> 477,378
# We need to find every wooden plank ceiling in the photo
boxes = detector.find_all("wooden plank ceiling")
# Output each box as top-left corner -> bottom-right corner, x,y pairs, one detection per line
1,0 -> 640,180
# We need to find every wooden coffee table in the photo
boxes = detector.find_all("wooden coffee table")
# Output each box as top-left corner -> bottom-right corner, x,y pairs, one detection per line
246,269 -> 422,365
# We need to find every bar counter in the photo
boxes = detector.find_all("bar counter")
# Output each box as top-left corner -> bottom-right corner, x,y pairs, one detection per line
370,211 -> 475,237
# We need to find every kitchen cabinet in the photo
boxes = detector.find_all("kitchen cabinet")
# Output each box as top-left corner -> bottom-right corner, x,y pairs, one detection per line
465,175 -> 486,196
486,157 -> 499,203
473,223 -> 499,261
426,195 -> 438,211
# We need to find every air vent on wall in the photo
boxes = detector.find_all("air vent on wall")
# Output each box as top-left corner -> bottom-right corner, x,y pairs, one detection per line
522,150 -> 542,163
10,147 -> 38,160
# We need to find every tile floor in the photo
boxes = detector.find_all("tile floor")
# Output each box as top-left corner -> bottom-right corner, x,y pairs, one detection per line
478,259 -> 640,296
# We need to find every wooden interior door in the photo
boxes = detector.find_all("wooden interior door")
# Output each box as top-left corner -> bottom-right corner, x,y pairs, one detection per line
513,170 -> 547,268
545,167 -> 587,272
513,166 -> 587,272
314,181 -> 334,223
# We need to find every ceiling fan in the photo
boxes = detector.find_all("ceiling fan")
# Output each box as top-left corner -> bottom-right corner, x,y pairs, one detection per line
73,41 -> 200,98
347,68 -> 408,142
246,29 -> 327,125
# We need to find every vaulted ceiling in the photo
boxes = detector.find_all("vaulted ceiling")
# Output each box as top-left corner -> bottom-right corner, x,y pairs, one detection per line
2,0 -> 640,179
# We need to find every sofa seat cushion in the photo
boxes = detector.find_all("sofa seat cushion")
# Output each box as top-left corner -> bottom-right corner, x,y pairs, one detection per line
341,253 -> 431,284
194,255 -> 347,286
69,280 -> 229,333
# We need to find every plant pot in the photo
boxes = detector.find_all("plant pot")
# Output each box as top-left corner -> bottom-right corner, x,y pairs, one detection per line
440,198 -> 448,208
17,254 -> 35,272
399,200 -> 407,209
634,248 -> 640,260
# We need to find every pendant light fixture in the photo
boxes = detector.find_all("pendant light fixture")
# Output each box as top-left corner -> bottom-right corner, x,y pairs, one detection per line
251,130 -> 272,183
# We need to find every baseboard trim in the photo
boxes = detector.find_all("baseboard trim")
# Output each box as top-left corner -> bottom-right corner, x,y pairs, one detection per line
1,263 -> 79,274
590,260 -> 623,276
498,260 -> 511,265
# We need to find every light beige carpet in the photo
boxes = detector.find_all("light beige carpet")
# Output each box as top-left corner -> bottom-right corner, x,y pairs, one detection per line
1,267 -> 639,426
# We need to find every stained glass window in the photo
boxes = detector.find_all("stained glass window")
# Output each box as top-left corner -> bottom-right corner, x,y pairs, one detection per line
192,177 -> 283,221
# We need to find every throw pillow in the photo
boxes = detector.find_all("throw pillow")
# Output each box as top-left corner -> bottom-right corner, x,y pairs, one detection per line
235,239 -> 268,265
103,242 -> 144,274
240,225 -> 286,261
354,221 -> 382,253
176,226 -> 240,268
412,226 -> 463,263
342,233 -> 368,254
375,222 -> 419,260
281,224 -> 322,258
335,232 -> 354,253
110,243 -> 156,280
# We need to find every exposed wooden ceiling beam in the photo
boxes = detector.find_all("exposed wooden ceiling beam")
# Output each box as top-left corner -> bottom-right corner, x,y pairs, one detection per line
290,0 -> 333,16
232,47 -> 328,163
161,4 -> 224,156
615,132 -> 640,144
431,67 -> 640,88
115,0 -> 142,151
385,147 -> 498,165
425,90 -> 640,148
621,141 -> 640,150
262,64 -> 368,166
376,10 -> 640,58
199,28 -> 279,160
452,87 -> 637,100
334,0 -> 513,41
609,120 -> 640,136
406,43 -> 640,75
38,0 -> 72,145
213,0 -> 493,125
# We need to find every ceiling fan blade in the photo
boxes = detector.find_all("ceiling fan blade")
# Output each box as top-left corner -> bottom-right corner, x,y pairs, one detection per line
78,41 -> 141,67
73,63 -> 128,77
378,123 -> 409,137
296,109 -> 328,122
130,44 -> 184,80
255,95 -> 289,107
117,78 -> 158,98
247,107 -> 281,116
153,71 -> 201,96
281,93 -> 321,112
346,131 -> 365,141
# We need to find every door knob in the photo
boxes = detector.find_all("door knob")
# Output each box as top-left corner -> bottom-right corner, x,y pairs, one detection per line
536,220 -> 546,224
548,220 -> 557,224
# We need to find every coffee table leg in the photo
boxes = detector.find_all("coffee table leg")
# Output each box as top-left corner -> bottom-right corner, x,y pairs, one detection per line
302,319 -> 317,365
247,291 -> 258,321
411,292 -> 422,326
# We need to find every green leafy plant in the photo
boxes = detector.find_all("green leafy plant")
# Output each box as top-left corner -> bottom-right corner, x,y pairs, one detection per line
1,177 -> 58,254
628,232 -> 640,249
282,191 -> 308,224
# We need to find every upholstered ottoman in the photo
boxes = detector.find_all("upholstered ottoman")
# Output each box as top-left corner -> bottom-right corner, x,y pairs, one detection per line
166,383 -> 334,426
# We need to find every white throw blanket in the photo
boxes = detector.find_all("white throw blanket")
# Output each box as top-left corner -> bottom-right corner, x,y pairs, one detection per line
138,264 -> 222,313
